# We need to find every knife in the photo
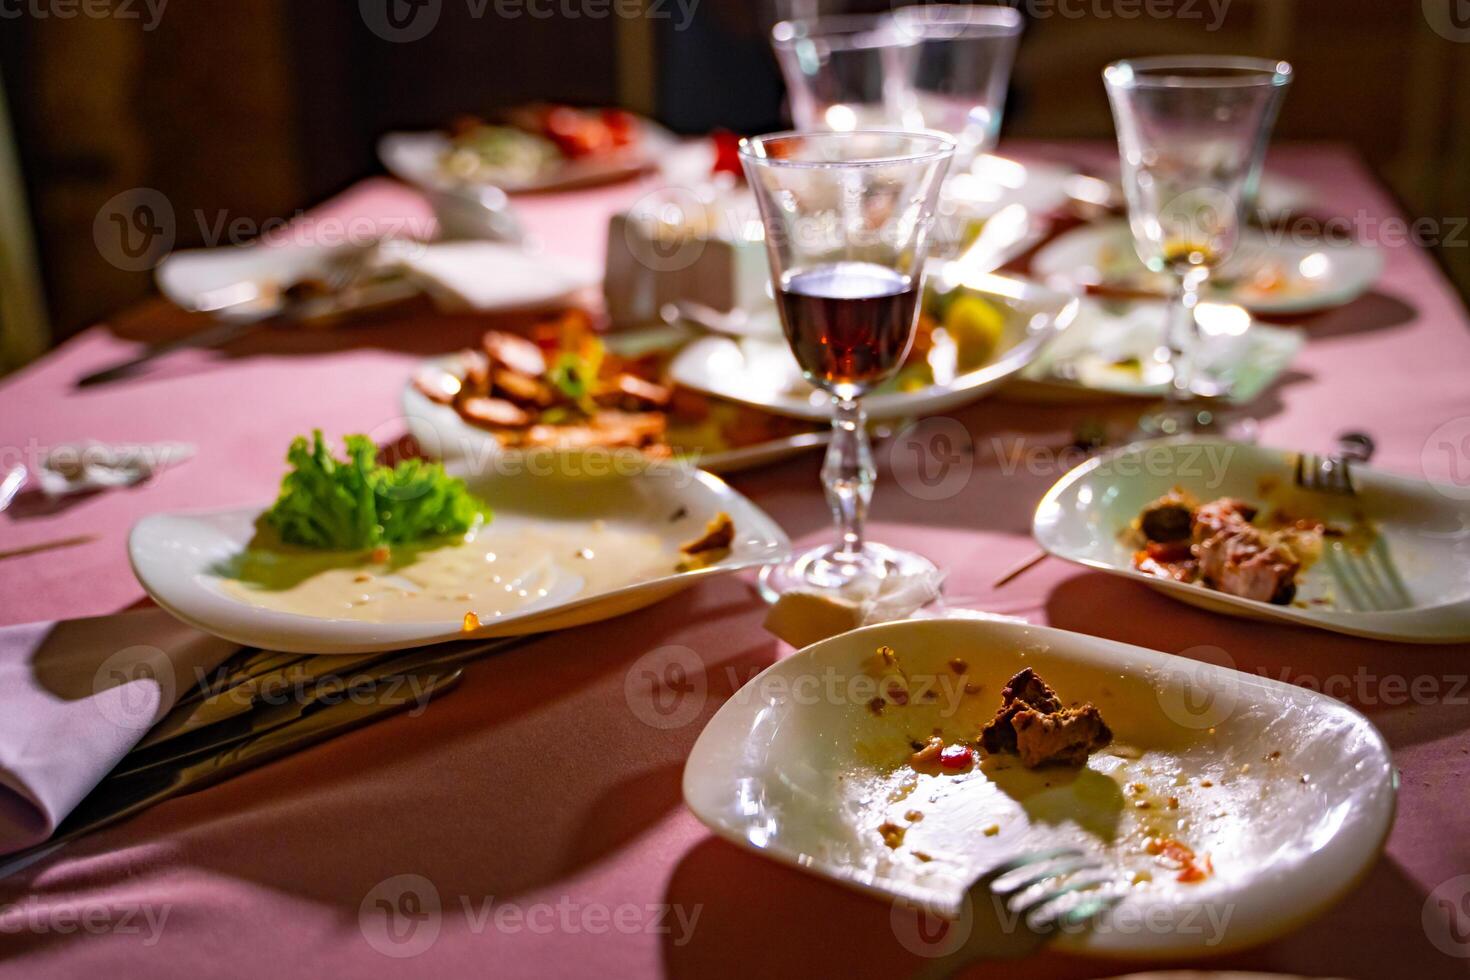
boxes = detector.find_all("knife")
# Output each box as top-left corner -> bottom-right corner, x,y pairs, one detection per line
0,665 -> 467,879
117,635 -> 530,778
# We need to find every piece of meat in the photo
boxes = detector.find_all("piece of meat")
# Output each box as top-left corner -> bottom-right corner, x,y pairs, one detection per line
492,369 -> 557,407
1195,526 -> 1300,604
979,667 -> 1063,755
1010,705 -> 1113,768
482,330 -> 548,378
1191,499 -> 1299,604
980,668 -> 1112,767
413,369 -> 461,405
595,373 -> 672,409
1139,491 -> 1195,543
457,396 -> 531,429
680,512 -> 734,557
1191,498 -> 1257,543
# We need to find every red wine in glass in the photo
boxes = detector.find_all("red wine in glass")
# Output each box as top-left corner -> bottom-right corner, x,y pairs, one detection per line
776,261 -> 920,393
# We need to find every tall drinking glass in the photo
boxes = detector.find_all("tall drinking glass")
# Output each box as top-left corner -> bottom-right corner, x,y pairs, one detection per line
890,4 -> 1024,172
770,16 -> 917,132
1103,56 -> 1292,436
740,131 -> 954,599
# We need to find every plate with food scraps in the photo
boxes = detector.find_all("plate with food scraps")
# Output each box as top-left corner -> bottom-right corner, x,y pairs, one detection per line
402,312 -> 824,474
1009,296 -> 1303,404
130,433 -> 789,654
378,106 -> 676,194
1033,439 -> 1470,643
683,616 -> 1395,958
1031,220 -> 1383,316
668,272 -> 1078,423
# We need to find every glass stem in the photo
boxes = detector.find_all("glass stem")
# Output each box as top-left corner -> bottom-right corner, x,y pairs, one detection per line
1166,268 -> 1207,405
822,395 -> 874,563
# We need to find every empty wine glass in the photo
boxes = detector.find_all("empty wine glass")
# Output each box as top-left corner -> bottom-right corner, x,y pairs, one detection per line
740,131 -> 954,600
890,4 -> 1024,172
770,16 -> 918,132
1103,55 -> 1292,436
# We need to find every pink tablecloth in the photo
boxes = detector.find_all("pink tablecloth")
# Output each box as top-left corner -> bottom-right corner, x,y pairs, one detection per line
2,143 -> 1470,979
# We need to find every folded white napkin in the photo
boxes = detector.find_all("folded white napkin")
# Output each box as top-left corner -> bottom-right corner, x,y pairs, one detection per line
36,440 -> 196,499
0,610 -> 236,855
386,240 -> 598,313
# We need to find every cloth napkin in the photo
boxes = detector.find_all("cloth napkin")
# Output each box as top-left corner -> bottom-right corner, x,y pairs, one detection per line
0,609 -> 236,856
385,240 -> 598,313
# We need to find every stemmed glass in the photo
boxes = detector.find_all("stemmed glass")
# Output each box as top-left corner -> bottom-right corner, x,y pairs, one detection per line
1103,56 -> 1292,436
740,131 -> 954,599
889,4 -> 1024,173
770,16 -> 917,133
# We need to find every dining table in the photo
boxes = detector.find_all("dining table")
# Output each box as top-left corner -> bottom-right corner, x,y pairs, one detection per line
1,140 -> 1469,979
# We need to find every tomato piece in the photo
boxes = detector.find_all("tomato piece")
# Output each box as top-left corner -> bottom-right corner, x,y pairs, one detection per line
939,744 -> 974,770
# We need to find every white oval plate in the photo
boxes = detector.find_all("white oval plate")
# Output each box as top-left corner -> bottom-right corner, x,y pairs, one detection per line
1010,296 -> 1303,404
401,355 -> 826,476
668,273 -> 1079,423
683,616 -> 1395,958
1034,439 -> 1470,643
1032,220 -> 1384,316
130,461 -> 788,654
378,119 -> 675,195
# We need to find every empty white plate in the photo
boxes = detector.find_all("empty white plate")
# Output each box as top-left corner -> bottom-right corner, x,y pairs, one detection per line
1011,296 -> 1303,404
683,616 -> 1395,958
1034,439 -> 1470,643
1032,220 -> 1384,316
131,460 -> 788,653
668,273 -> 1079,423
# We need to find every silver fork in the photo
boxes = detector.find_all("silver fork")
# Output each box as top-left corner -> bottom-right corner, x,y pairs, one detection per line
1294,431 -> 1374,497
1294,432 -> 1412,611
76,246 -> 380,388
910,848 -> 1119,978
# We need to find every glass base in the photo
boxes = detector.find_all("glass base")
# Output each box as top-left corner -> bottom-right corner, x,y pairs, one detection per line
757,541 -> 939,605
1133,402 -> 1258,442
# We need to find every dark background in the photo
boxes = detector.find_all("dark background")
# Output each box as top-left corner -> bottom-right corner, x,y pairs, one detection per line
2,0 -> 1467,347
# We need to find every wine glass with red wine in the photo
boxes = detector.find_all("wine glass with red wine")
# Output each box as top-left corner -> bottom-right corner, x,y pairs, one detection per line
740,131 -> 954,599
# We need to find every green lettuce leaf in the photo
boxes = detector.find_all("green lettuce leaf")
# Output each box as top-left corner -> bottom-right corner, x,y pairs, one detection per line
262,431 -> 488,550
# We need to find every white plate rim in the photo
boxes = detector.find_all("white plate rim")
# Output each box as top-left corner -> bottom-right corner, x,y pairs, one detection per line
130,463 -> 790,653
668,274 -> 1081,423
681,615 -> 1397,958
1032,437 -> 1470,643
